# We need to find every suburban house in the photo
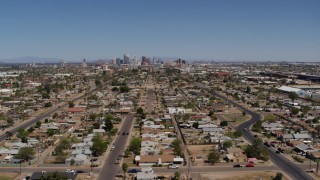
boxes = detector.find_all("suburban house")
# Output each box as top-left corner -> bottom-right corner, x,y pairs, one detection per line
134,155 -> 182,166
225,148 -> 247,163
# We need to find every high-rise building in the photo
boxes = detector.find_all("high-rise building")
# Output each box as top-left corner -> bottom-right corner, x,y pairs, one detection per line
124,54 -> 130,64
31,61 -> 36,67
60,60 -> 65,67
153,57 -> 157,64
133,55 -> 138,65
116,58 -> 122,65
81,59 -> 87,67
112,58 -> 116,64
141,56 -> 151,65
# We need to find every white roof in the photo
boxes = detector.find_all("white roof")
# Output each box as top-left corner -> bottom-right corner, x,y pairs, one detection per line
293,133 -> 310,139
277,86 -> 302,93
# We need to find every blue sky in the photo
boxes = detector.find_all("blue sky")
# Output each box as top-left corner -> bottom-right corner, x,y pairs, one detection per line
0,0 -> 319,62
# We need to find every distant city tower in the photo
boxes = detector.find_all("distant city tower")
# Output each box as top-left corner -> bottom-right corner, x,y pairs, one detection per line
124,54 -> 130,64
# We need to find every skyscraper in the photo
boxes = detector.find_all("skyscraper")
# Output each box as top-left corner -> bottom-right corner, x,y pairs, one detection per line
133,55 -> 138,65
116,58 -> 122,65
124,54 -> 130,64
81,59 -> 87,67
60,60 -> 65,67
141,56 -> 150,65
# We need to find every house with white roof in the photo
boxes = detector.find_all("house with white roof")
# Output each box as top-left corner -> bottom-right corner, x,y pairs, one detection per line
65,153 -> 88,166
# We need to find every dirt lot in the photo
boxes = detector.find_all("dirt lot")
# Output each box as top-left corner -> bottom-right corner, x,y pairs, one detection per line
0,173 -> 18,180
187,145 -> 216,165
197,171 -> 289,180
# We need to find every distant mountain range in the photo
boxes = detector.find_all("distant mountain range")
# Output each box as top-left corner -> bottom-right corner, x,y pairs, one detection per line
0,56 -> 60,64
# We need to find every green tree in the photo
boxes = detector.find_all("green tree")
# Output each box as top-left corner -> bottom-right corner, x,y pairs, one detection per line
5,131 -> 13,139
273,172 -> 283,180
68,101 -> 74,108
245,139 -> 269,161
111,87 -> 119,91
315,125 -> 320,136
46,129 -> 55,137
192,122 -> 199,129
89,113 -> 97,121
220,121 -> 228,127
104,118 -> 113,132
42,93 -> 50,99
233,130 -> 242,138
70,159 -> 75,166
171,139 -> 182,156
44,102 -> 52,107
136,107 -> 144,115
242,111 -> 246,116
95,79 -> 102,88
122,163 -> 128,178
119,85 -> 130,93
15,147 -> 35,161
207,149 -> 220,165
289,92 -> 298,102
35,121 -> 42,128
223,141 -> 233,148
17,128 -> 29,143
129,138 -> 142,155
246,86 -> 251,93
54,138 -> 71,155
52,113 -> 58,119
90,133 -> 107,156
40,171 -> 68,180
291,107 -> 300,115
252,121 -> 262,132
93,122 -> 100,129
174,172 -> 180,180
208,110 -> 215,117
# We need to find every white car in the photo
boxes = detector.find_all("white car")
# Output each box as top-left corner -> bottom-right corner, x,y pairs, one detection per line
168,164 -> 179,169
66,169 -> 75,173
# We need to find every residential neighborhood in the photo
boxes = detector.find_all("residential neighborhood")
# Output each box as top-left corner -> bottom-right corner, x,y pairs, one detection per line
0,60 -> 319,180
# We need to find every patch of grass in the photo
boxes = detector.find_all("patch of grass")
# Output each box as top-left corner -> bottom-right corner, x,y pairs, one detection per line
0,174 -> 18,180
292,155 -> 304,163
263,113 -> 278,122
0,177 -> 12,180
224,131 -> 235,138
222,114 -> 250,125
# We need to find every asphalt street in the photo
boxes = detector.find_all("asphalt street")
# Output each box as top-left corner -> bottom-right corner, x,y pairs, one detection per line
194,83 -> 314,180
97,115 -> 135,180
0,88 -> 98,142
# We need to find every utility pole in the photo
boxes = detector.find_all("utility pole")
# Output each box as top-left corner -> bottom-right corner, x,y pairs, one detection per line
91,153 -> 93,173
19,160 -> 22,175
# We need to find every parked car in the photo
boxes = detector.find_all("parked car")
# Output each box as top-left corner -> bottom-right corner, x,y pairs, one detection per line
66,169 -> 75,173
23,176 -> 31,180
305,169 -> 315,173
277,148 -> 285,153
245,164 -> 254,167
114,160 -> 120,164
76,170 -> 85,173
264,142 -> 271,147
168,164 -> 179,169
233,164 -> 242,168
128,169 -> 141,173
